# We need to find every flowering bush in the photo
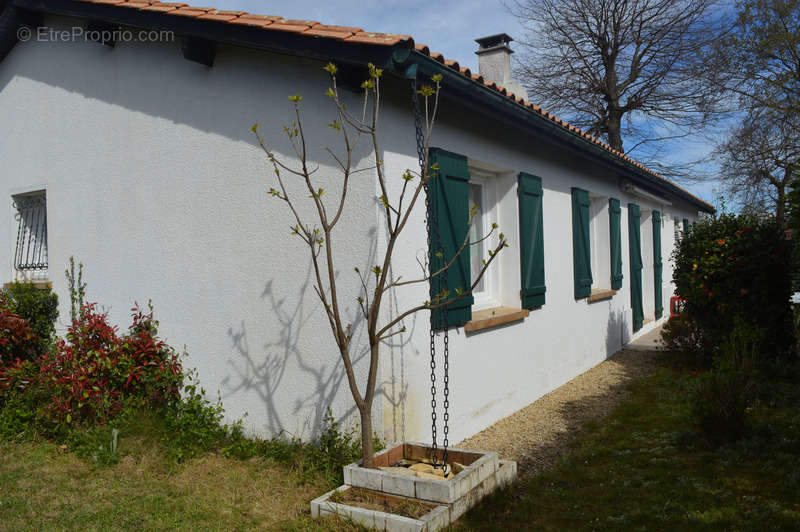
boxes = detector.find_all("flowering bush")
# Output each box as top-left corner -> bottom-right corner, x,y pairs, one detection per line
0,302 -> 183,436
672,213 -> 794,367
0,299 -> 39,365
0,283 -> 59,359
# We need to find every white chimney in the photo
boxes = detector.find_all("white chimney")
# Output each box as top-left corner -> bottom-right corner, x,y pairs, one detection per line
475,33 -> 528,101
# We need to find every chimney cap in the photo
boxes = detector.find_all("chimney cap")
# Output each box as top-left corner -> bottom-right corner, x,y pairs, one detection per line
475,33 -> 514,55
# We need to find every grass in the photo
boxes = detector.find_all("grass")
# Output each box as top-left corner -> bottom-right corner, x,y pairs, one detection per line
0,411 -> 367,531
458,359 -> 800,531
2,357 -> 798,530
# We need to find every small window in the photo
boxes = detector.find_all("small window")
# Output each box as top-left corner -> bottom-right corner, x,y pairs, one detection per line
468,170 -> 499,311
12,191 -> 48,280
674,218 -> 681,243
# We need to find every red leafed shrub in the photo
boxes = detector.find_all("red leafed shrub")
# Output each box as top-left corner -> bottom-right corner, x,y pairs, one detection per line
0,296 -> 39,366
0,302 -> 183,434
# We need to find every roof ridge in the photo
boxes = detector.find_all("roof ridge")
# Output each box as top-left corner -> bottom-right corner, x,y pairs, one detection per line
71,0 -> 713,211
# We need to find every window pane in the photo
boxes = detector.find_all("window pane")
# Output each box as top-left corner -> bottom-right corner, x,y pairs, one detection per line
469,183 -> 485,293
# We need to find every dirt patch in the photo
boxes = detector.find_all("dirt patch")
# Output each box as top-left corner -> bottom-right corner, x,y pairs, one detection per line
459,349 -> 660,475
330,487 -> 435,519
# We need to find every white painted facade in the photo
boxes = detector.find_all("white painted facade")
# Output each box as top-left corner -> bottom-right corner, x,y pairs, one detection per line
0,15 -> 702,444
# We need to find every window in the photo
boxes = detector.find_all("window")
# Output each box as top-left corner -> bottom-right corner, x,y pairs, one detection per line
589,195 -> 611,290
467,171 -> 499,311
12,191 -> 48,280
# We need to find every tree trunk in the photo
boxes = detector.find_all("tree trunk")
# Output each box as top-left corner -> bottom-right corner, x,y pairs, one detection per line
606,110 -> 624,152
359,405 -> 375,468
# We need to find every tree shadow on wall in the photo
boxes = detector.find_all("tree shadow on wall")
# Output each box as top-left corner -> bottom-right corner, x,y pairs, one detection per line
222,237 -> 379,440
605,307 -> 631,358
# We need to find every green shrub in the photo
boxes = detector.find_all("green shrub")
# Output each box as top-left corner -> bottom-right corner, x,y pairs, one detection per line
689,325 -> 759,444
661,315 -> 706,368
0,302 -> 183,437
0,305 -> 39,365
672,213 -> 794,368
1,283 -> 58,359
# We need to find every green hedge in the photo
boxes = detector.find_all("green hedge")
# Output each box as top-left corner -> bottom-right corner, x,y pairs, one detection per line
672,213 -> 794,368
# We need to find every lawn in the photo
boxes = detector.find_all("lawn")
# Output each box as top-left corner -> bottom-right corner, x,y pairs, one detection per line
459,359 -> 800,531
0,418 -> 364,531
2,356 -> 798,531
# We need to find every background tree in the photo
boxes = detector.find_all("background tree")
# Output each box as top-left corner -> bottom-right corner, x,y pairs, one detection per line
706,0 -> 800,224
252,65 -> 505,468
510,0 -> 723,163
704,0 -> 800,118
716,110 -> 800,225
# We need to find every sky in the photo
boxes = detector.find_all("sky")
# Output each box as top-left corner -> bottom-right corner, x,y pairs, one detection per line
210,0 -> 721,207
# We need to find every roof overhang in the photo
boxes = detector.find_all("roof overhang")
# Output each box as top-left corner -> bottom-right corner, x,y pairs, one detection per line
5,0 -> 714,214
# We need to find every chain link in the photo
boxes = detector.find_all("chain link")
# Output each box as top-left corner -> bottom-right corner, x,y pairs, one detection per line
412,78 -> 450,469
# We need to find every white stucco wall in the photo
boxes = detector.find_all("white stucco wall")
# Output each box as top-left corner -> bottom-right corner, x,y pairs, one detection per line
377,92 -> 701,444
0,16 -> 381,439
0,16 -> 702,445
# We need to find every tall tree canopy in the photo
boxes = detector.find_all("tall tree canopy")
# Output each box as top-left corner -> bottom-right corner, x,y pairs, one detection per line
511,0 -> 722,156
708,0 -> 800,225
716,110 -> 800,225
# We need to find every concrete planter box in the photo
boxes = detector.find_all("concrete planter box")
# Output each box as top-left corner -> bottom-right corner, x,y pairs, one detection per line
343,442 -> 502,503
310,485 -> 450,532
310,442 -> 517,530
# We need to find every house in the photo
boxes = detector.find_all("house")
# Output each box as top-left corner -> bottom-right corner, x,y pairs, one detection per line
0,0 -> 714,444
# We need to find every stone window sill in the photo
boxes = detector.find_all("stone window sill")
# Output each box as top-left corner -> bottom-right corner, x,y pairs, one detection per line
3,280 -> 52,290
464,306 -> 530,333
587,288 -> 616,303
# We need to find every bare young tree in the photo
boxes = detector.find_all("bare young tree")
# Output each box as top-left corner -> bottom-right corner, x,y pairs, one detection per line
252,64 -> 506,468
510,0 -> 723,157
716,109 -> 800,227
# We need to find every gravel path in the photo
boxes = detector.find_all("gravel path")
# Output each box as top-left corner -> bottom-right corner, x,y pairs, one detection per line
458,349 -> 660,476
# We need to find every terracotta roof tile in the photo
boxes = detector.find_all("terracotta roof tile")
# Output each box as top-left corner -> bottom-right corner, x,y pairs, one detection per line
314,24 -> 364,33
197,13 -> 237,22
264,23 -> 313,33
305,29 -> 357,39
167,7 -> 209,16
206,9 -> 245,15
69,0 -> 712,211
226,17 -> 272,27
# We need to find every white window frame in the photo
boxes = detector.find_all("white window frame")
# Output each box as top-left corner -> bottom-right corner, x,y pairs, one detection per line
589,194 -> 611,290
468,170 -> 500,311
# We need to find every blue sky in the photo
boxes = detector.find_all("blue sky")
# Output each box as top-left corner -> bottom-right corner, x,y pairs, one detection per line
211,0 -> 720,206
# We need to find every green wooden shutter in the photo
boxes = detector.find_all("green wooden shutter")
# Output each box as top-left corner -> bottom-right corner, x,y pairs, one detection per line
518,173 -> 546,309
428,148 -> 473,330
609,198 -> 623,290
571,188 -> 592,299
682,218 -> 689,235
629,203 -> 644,331
653,211 -> 663,319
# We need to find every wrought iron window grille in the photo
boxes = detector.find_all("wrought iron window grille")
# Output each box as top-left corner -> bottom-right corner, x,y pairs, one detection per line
13,193 -> 48,272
